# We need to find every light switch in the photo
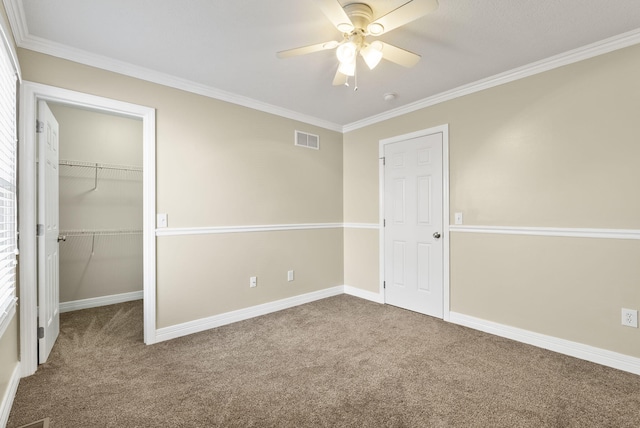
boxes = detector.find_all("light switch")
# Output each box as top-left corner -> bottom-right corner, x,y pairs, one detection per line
454,212 -> 463,225
157,213 -> 168,228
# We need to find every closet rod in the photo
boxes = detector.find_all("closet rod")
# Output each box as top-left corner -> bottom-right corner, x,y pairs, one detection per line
60,229 -> 143,237
59,159 -> 143,172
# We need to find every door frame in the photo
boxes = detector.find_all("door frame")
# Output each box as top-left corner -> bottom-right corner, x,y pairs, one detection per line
378,124 -> 450,321
18,81 -> 157,377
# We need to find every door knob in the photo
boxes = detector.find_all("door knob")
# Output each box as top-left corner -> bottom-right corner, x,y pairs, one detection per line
433,232 -> 441,239
57,235 -> 67,242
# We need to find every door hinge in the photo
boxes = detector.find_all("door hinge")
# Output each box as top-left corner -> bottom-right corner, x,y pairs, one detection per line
36,120 -> 44,133
383,219 -> 386,227
37,224 -> 44,236
383,281 -> 386,289
381,157 -> 386,165
38,326 -> 44,339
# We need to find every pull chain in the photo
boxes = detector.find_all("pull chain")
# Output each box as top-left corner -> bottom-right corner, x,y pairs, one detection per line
354,63 -> 358,91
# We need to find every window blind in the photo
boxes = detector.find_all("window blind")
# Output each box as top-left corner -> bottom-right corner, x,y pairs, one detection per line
0,32 -> 18,337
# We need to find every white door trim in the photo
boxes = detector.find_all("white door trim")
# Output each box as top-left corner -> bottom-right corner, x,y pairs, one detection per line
18,81 -> 157,377
379,124 -> 450,321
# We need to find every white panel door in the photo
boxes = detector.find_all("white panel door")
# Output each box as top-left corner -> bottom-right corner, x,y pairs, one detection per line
384,132 -> 443,317
38,101 -> 60,363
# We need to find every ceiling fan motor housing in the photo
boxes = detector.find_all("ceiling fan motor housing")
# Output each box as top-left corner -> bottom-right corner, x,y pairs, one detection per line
343,3 -> 374,31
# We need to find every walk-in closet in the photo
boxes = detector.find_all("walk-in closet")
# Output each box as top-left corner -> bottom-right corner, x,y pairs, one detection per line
51,103 -> 143,311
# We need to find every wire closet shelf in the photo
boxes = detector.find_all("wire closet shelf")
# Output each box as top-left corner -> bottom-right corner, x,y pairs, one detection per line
59,159 -> 143,191
60,229 -> 143,237
58,159 -> 143,172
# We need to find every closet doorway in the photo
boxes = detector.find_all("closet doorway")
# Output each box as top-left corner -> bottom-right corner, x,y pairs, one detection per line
19,82 -> 157,376
50,102 -> 144,357
52,102 -> 144,309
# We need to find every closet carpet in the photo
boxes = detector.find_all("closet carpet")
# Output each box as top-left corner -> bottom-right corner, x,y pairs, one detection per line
7,295 -> 640,427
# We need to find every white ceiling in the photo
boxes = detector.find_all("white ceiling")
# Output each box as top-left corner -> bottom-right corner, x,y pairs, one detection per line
7,0 -> 640,130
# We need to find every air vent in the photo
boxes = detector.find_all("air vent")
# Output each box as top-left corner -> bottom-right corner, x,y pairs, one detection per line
295,130 -> 319,150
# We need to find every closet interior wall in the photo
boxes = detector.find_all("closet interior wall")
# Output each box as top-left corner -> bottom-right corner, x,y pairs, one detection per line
51,103 -> 143,305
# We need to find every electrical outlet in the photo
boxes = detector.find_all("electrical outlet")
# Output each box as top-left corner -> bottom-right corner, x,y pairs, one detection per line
621,308 -> 638,328
250,276 -> 257,288
287,270 -> 294,282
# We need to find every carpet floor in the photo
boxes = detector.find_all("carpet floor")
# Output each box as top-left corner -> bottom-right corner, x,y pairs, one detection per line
7,295 -> 640,427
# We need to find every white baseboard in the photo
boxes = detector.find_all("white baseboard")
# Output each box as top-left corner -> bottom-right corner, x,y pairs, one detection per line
344,285 -> 384,304
0,362 -> 20,428
151,287 -> 640,376
155,286 -> 345,343
59,290 -> 144,313
449,312 -> 640,376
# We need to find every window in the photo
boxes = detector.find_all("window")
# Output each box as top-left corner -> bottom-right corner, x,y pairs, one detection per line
0,29 -> 18,338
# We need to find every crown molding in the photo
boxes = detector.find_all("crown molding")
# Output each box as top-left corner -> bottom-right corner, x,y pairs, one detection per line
0,0 -> 22,78
2,0 -> 27,43
343,28 -> 640,133
20,35 -> 343,132
4,0 -> 342,132
5,0 -> 640,135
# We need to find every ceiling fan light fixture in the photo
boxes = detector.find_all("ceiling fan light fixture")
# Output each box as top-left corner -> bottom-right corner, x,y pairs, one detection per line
367,22 -> 384,35
361,41 -> 383,70
338,60 -> 356,77
336,41 -> 357,64
277,0 -> 437,88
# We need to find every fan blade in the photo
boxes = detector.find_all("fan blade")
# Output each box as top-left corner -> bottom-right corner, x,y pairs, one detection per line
369,0 -> 438,35
311,0 -> 354,33
380,42 -> 421,67
277,41 -> 339,58
333,68 -> 348,86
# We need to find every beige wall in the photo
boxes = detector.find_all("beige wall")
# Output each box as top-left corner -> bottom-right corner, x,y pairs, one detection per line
52,104 -> 142,166
18,48 -> 344,328
51,104 -> 143,303
451,234 -> 640,357
344,44 -> 640,358
157,229 -> 343,328
343,228 -> 379,293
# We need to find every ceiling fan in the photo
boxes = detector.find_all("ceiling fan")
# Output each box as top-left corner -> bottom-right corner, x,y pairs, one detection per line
277,0 -> 439,88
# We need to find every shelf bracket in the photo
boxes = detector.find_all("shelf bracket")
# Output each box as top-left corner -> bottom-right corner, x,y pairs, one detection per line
93,163 -> 98,191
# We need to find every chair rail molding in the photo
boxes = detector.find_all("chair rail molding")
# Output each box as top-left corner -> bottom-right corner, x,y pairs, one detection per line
449,225 -> 640,240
